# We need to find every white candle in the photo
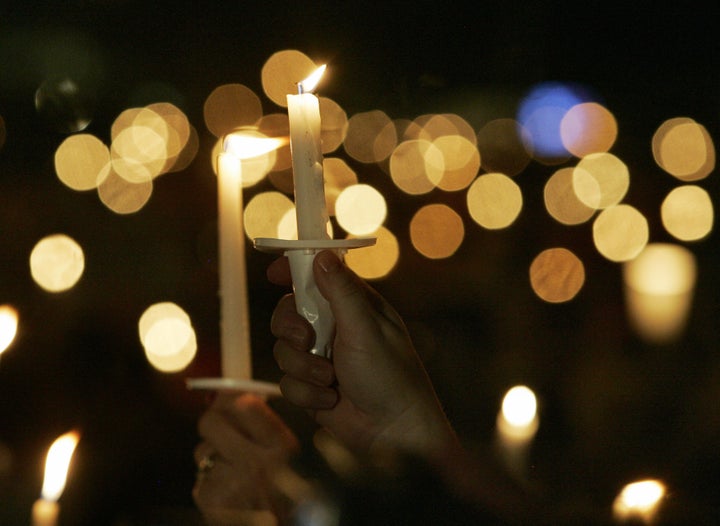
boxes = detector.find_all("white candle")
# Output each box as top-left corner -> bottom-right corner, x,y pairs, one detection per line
32,431 -> 79,526
31,499 -> 58,526
287,65 -> 330,241
217,152 -> 252,380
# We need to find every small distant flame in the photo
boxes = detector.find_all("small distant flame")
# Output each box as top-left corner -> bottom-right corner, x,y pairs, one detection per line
0,305 -> 18,354
298,65 -> 327,94
223,134 -> 287,160
613,479 -> 666,523
501,386 -> 537,427
41,431 -> 80,502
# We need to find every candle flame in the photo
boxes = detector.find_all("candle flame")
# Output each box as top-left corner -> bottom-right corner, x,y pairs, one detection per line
223,134 -> 287,160
0,304 -> 18,354
613,479 -> 666,523
501,385 -> 537,427
41,431 -> 80,501
298,65 -> 327,94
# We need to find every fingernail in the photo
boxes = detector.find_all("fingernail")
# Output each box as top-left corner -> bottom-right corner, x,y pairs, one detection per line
317,250 -> 341,273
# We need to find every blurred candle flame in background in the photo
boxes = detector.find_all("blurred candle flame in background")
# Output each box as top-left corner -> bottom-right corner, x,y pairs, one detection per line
613,479 -> 666,524
0,305 -> 19,355
623,243 -> 697,345
40,431 -> 80,502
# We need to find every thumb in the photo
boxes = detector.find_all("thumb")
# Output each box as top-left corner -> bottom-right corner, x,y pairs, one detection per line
313,250 -> 376,331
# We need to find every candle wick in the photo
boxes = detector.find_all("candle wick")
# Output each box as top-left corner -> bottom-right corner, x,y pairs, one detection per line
297,82 -> 304,95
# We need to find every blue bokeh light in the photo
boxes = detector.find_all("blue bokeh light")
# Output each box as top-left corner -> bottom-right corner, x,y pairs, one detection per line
517,82 -> 595,160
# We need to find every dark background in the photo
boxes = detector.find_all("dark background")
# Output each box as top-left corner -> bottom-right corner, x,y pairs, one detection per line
1,1 -> 719,524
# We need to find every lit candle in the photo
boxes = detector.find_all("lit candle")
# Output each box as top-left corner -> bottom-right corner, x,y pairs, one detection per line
187,135 -> 286,395
0,304 -> 19,355
494,385 -> 539,482
255,64 -> 375,359
32,431 -> 80,526
613,479 -> 666,524
217,152 -> 252,380
287,65 -> 330,241
622,243 -> 697,345
284,65 -> 337,357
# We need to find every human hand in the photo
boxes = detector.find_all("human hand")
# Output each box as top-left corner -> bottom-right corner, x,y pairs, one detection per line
268,250 -> 459,461
193,392 -> 299,525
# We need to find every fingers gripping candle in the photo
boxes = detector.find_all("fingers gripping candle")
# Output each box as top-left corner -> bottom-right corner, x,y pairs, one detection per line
286,65 -> 335,358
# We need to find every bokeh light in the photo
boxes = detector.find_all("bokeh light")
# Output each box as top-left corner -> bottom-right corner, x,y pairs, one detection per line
661,185 -> 714,241
323,157 -> 359,216
112,105 -> 189,182
466,172 -> 523,229
256,113 -> 292,173
476,118 -> 531,176
573,152 -> 629,209
145,102 -> 193,173
344,227 -> 399,280
203,84 -> 263,138
560,102 -> 617,158
389,139 -> 443,195
35,77 -> 92,133
592,204 -> 648,262
261,49 -> 317,107
109,103 -> 194,185
623,243 -> 697,345
335,184 -> 387,236
415,113 -> 476,145
319,97 -> 348,154
278,207 -> 300,240
50,102 -> 196,215
652,117 -> 715,181
624,243 -> 697,296
343,110 -> 396,164
54,133 -> 111,191
529,248 -> 585,303
168,123 -> 200,174
544,167 -> 596,225
30,234 -> 85,292
409,204 -> 464,259
0,305 -> 19,354
244,191 -> 296,240
138,302 -> 197,373
518,81 -> 591,163
97,169 -> 153,214
433,135 -> 480,192
613,479 -> 666,523
111,123 -> 166,183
